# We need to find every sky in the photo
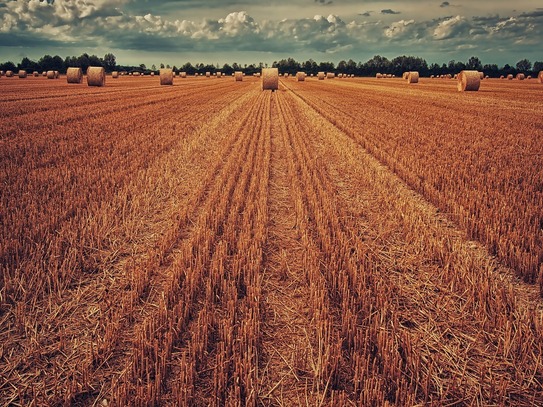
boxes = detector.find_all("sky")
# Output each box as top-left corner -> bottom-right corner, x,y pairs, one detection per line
0,0 -> 542,67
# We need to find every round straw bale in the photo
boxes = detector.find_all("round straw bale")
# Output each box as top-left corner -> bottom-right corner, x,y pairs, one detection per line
516,73 -> 525,80
527,75 -> 532,80
87,66 -> 105,86
54,71 -> 60,79
485,75 -> 489,79
317,71 -> 325,80
479,72 -> 484,79
256,73 -> 261,77
338,73 -> 343,78
180,72 -> 187,78
216,72 -> 222,78
430,75 -> 435,78
160,68 -> 173,85
206,72 -> 211,77
296,71 -> 306,81
327,72 -> 335,79
500,75 -> 504,79
538,71 -> 543,83
0,70 -> 4,77
407,71 -> 419,84
112,71 -> 119,78
262,68 -> 279,91
33,71 -> 39,77
507,74 -> 513,80
18,70 -> 27,78
402,72 -> 409,80
457,70 -> 480,91
6,70 -> 13,77
46,70 -> 55,79
235,71 -> 243,81
66,67 -> 83,83
376,73 -> 382,78
42,71 -> 46,76
150,72 -> 155,76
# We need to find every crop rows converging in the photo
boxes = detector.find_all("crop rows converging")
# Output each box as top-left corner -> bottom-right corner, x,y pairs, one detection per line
1,76 -> 542,406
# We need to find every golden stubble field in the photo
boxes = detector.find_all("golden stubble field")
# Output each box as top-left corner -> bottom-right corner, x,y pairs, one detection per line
1,74 -> 542,406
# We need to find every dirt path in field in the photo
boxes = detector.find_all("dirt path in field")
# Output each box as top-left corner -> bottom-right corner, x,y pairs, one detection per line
258,92 -> 321,406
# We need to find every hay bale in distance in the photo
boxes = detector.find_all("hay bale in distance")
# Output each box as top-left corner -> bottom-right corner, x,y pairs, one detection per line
402,72 -> 409,80
538,71 -> 543,84
160,68 -> 174,85
180,72 -> 187,78
407,71 -> 419,84
457,70 -> 480,91
527,75 -> 532,80
18,70 -> 27,78
317,71 -> 325,80
216,72 -> 222,78
112,71 -> 119,78
33,71 -> 39,77
87,66 -> 105,87
516,73 -> 525,80
296,71 -> 306,81
54,71 -> 60,79
206,72 -> 211,78
479,72 -> 484,79
66,67 -> 83,84
150,72 -> 155,76
235,71 -> 243,81
6,70 -> 13,77
262,68 -> 279,91
46,71 -> 55,79
42,71 -> 46,77
0,70 -> 4,77
507,74 -> 513,80
376,73 -> 383,78
327,72 -> 335,79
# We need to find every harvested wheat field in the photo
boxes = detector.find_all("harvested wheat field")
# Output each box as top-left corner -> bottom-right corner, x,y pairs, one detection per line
1,75 -> 542,406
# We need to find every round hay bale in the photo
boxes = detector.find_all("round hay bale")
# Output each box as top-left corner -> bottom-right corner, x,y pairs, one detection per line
485,75 -> 489,79
54,71 -> 60,79
206,72 -> 211,77
180,72 -> 187,78
407,71 -> 419,84
507,74 -> 513,80
500,75 -> 504,79
235,71 -> 243,81
18,70 -> 27,78
255,73 -> 261,78
402,72 -> 409,80
327,72 -> 335,79
262,68 -> 279,91
516,73 -> 525,80
0,70 -> 4,77
479,72 -> 484,79
376,73 -> 383,78
338,73 -> 343,78
453,74 -> 458,79
87,66 -> 105,87
66,67 -> 83,83
457,70 -> 480,91
160,68 -> 173,85
538,71 -> 543,84
6,70 -> 13,77
317,71 -> 325,80
46,70 -> 55,79
296,71 -> 306,82
150,72 -> 155,76
112,71 -> 119,78
387,74 -> 393,78
430,75 -> 435,78
216,72 -> 222,78
42,71 -> 46,76
33,71 -> 39,77
527,75 -> 532,80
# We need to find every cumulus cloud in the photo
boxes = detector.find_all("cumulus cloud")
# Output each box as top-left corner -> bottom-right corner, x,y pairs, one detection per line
440,2 -> 450,7
433,15 -> 469,40
384,19 -> 414,38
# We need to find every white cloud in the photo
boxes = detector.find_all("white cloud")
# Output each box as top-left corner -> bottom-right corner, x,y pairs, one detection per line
433,15 -> 468,40
384,19 -> 415,38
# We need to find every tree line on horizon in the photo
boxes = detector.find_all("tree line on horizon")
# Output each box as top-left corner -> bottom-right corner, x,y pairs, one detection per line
1,53 -> 542,78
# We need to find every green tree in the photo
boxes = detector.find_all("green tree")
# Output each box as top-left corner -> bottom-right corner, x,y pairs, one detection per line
466,56 -> 482,71
103,53 -> 116,72
515,59 -> 531,72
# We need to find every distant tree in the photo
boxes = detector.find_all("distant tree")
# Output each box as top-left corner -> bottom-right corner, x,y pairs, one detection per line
103,53 -> 116,72
533,61 -> 543,73
364,55 -> 391,75
160,63 -> 165,69
88,54 -> 102,68
0,61 -> 17,72
77,53 -> 91,71
482,63 -> 499,77
151,64 -> 156,71
172,65 -> 177,73
140,63 -> 147,70
51,55 -> 64,72
515,59 -> 531,73
345,59 -> 357,75
222,63 -> 233,75
166,64 -> 171,69
466,56 -> 482,71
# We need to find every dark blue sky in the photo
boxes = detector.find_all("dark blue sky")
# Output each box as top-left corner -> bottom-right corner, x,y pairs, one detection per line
1,0 -> 541,67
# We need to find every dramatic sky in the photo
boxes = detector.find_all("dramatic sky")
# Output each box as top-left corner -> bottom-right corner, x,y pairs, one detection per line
1,0 -> 542,67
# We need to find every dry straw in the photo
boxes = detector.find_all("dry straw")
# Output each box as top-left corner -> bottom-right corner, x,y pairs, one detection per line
112,71 -> 119,78
376,73 -> 383,78
479,72 -> 484,79
402,72 -> 409,80
33,71 -> 39,77
160,68 -> 174,85
527,75 -> 532,80
217,72 -> 222,78
539,71 -> 543,84
66,67 -> 83,84
516,73 -> 525,80
262,68 -> 279,90
327,72 -> 335,79
180,72 -> 187,78
507,74 -> 513,80
206,72 -> 211,77
46,71 -> 55,79
6,71 -> 13,77
54,71 -> 60,78
296,71 -> 306,81
42,71 -> 46,76
150,72 -> 155,76
235,71 -> 243,81
407,71 -> 419,84
0,70 -> 4,77
18,70 -> 27,78
457,70 -> 480,91
318,71 -> 325,80
87,66 -> 105,86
